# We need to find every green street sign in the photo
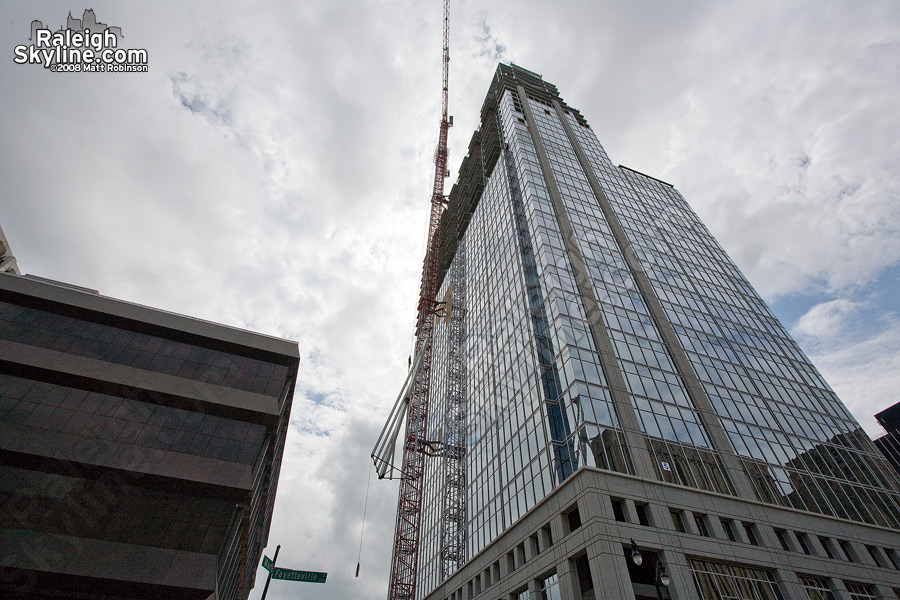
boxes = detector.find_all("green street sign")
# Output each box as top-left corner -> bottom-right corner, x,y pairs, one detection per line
262,555 -> 274,572
272,568 -> 327,583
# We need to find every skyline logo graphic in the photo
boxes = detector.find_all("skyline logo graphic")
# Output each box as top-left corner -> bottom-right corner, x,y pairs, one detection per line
13,9 -> 148,72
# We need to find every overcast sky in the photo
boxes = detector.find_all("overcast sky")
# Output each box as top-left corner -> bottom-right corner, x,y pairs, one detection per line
2,1 -> 899,599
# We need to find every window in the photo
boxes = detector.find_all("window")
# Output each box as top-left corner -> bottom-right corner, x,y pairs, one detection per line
839,540 -> 856,563
540,573 -> 561,600
799,576 -> 834,600
694,514 -> 711,537
819,537 -> 836,559
743,522 -> 760,546
516,542 -> 527,568
721,519 -> 737,542
542,524 -> 553,548
775,529 -> 791,551
566,505 -> 582,532
671,509 -> 686,533
611,498 -> 627,522
866,545 -> 885,568
886,548 -> 900,570
796,533 -> 812,555
530,533 -> 541,556
844,582 -> 877,600
514,589 -> 530,600
689,559 -> 781,600
635,503 -> 651,526
573,554 -> 595,598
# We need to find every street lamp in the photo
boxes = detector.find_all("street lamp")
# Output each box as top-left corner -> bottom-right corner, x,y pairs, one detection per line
657,560 -> 670,587
653,558 -> 670,600
630,541 -> 669,598
630,539 -> 643,566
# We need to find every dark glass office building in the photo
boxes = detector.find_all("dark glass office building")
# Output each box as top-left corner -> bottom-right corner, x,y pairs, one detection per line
416,64 -> 900,600
0,272 -> 298,599
873,402 -> 900,476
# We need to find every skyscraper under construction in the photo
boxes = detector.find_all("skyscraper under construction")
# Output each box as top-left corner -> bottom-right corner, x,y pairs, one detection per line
404,63 -> 900,600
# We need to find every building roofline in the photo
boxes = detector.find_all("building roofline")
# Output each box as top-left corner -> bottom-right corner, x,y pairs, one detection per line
876,401 -> 900,432
0,271 -> 299,362
617,164 -> 675,188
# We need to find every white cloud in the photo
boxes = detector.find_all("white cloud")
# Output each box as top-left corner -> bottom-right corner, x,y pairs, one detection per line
793,299 -> 865,343
794,308 -> 900,435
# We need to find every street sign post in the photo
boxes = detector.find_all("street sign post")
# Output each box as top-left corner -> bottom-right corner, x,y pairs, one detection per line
260,545 -> 280,600
259,546 -> 328,600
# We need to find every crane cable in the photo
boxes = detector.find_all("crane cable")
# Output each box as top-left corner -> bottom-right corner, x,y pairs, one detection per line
356,465 -> 373,577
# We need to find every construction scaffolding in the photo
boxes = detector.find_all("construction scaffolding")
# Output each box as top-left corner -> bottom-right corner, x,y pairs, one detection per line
372,2 -> 453,600
439,239 -> 467,578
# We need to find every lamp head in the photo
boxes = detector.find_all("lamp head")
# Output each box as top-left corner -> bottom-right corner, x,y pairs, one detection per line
658,561 -> 670,587
630,539 -> 643,566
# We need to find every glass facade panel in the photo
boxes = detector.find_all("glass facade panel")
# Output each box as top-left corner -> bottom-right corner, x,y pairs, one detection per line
540,573 -> 560,600
799,576 -> 834,600
565,111 -> 900,524
689,559 -> 782,600
844,582 -> 878,600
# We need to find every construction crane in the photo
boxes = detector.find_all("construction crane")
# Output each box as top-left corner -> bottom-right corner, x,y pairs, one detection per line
371,2 -> 453,600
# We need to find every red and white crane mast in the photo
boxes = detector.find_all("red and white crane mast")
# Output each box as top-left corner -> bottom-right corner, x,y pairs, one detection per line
382,2 -> 452,599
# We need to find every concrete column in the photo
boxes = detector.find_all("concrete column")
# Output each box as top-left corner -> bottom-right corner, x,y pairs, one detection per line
557,556 -> 580,600
647,504 -> 673,533
703,513 -> 727,540
539,526 -> 553,553
772,568 -> 806,600
777,530 -> 799,553
515,543 -> 527,570
751,523 -> 780,551
677,510 -> 697,536
502,550 -> 515,579
826,576 -> 853,600
526,534 -> 540,561
579,489 -> 610,525
718,518 -> 745,544
872,584 -> 896,600
620,498 -> 639,525
855,543 -> 880,568
550,512 -> 567,546
806,533 -> 828,556
527,578 -> 541,599
658,550 -> 691,600
586,540 -> 635,600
